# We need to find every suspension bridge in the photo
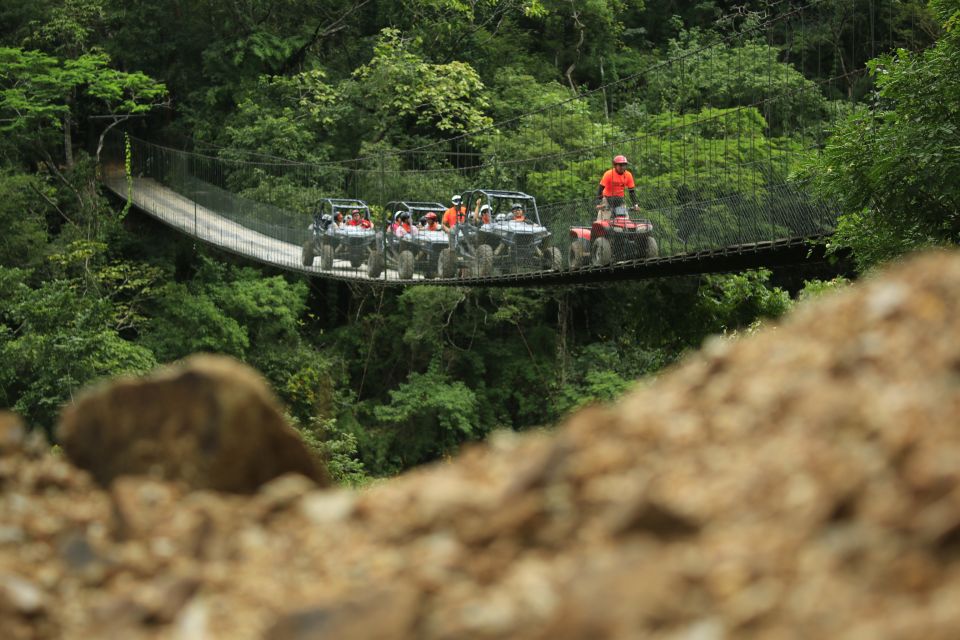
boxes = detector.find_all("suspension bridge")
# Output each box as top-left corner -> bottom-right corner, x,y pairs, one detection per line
99,1 -> 876,286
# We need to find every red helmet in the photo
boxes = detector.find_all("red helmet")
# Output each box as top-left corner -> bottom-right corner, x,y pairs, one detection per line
613,154 -> 629,165
425,212 -> 438,221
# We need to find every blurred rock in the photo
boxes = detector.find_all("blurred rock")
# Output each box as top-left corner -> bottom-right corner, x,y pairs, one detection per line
58,355 -> 328,493
0,411 -> 25,454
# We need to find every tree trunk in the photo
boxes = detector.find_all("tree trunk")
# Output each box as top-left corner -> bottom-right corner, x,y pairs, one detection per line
64,109 -> 74,170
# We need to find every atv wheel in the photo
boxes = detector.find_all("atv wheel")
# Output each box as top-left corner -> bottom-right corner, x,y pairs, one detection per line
367,251 -> 385,279
544,246 -> 563,271
569,239 -> 589,268
301,240 -> 315,267
398,250 -> 415,280
349,254 -> 364,269
591,237 -> 613,266
475,244 -> 494,277
423,266 -> 437,280
320,244 -> 334,270
438,248 -> 457,278
641,236 -> 659,259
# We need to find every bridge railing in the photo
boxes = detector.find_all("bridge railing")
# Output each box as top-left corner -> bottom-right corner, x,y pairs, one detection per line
102,130 -> 837,282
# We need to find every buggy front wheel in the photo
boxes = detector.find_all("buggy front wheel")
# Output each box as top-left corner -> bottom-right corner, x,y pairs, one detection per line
301,240 -> 315,267
569,239 -> 589,269
320,244 -> 334,270
398,250 -> 415,280
438,248 -> 457,278
544,246 -> 562,271
591,237 -> 612,266
474,244 -> 494,277
641,236 -> 659,259
367,251 -> 385,278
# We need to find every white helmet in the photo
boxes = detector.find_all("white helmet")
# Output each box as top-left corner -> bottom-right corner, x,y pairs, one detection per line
394,211 -> 404,222
451,195 -> 462,204
479,204 -> 491,212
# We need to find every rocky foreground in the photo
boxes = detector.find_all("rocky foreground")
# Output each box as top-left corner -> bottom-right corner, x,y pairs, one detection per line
2,251 -> 960,639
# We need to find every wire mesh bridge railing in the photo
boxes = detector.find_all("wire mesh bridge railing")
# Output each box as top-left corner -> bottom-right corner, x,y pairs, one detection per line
100,132 -> 837,285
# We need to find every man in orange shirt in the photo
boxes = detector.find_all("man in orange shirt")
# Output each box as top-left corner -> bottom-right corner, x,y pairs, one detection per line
596,155 -> 640,219
442,195 -> 467,232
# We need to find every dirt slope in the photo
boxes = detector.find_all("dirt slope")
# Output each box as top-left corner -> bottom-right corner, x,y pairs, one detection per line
2,250 -> 959,639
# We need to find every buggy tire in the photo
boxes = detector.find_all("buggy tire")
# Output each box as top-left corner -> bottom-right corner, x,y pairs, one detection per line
591,237 -> 613,266
475,244 -> 494,277
641,236 -> 659,259
544,246 -> 563,271
367,251 -> 385,279
349,254 -> 364,269
398,250 -> 415,280
438,248 -> 457,278
301,240 -> 315,267
569,239 -> 589,269
320,244 -> 334,270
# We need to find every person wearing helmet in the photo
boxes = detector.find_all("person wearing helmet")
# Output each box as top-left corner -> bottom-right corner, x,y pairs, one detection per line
354,209 -> 372,229
390,211 -> 404,233
597,154 -> 640,220
474,202 -> 492,225
442,195 -> 467,233
395,211 -> 415,238
424,212 -> 442,231
511,203 -> 527,222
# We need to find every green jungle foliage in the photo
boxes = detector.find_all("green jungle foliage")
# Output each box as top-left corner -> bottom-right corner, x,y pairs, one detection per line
0,0 -> 951,483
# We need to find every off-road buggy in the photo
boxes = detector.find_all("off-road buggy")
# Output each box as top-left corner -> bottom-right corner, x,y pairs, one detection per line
381,201 -> 449,280
301,198 -> 384,278
440,189 -> 562,278
568,202 -> 658,268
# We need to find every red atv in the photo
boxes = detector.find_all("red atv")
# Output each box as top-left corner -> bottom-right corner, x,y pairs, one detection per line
569,205 -> 658,268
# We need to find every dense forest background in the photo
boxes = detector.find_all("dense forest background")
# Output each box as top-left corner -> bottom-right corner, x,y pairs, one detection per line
1,0 -> 957,484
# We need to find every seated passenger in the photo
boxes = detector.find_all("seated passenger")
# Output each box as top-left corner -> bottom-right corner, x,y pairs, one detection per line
424,212 -> 441,231
511,203 -> 526,222
346,210 -> 361,226
395,212 -> 415,237
353,209 -> 373,229
333,212 -> 344,228
390,211 -> 403,233
476,203 -> 492,225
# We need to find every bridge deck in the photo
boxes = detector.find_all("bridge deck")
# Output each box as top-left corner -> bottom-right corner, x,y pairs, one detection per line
103,174 -> 831,286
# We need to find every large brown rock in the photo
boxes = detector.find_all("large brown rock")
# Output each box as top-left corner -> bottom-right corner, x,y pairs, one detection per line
58,355 -> 328,493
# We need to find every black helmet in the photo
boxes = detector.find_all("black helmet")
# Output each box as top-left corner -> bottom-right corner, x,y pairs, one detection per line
399,212 -> 411,222
511,203 -> 524,211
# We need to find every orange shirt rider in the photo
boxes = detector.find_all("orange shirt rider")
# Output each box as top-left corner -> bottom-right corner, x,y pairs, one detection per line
596,155 -> 640,211
442,195 -> 467,232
